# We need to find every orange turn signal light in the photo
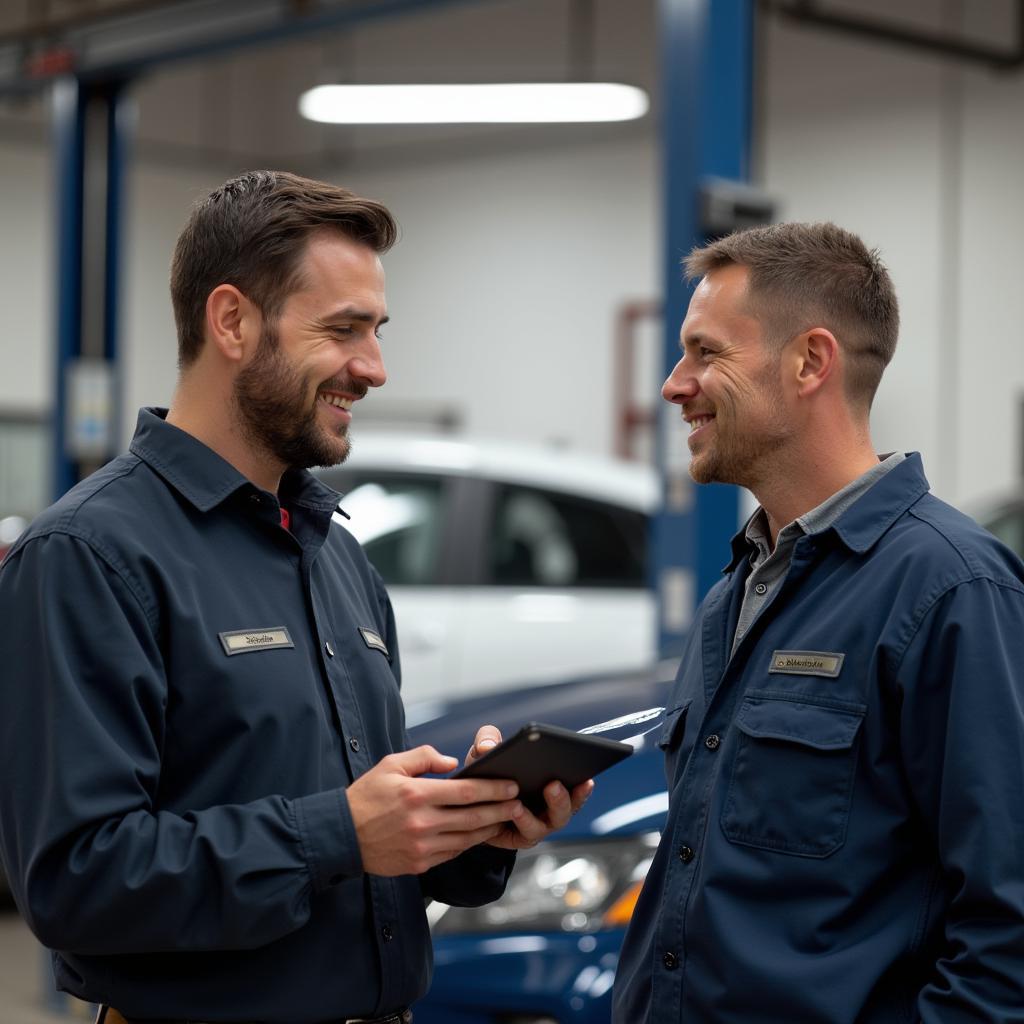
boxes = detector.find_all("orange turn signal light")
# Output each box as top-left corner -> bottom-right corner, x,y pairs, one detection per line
602,881 -> 643,927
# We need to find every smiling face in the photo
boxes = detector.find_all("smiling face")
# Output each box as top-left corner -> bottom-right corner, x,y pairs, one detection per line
232,230 -> 388,473
662,264 -> 795,490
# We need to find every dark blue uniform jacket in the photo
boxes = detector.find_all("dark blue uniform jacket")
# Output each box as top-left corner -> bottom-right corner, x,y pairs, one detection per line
0,409 -> 513,1023
614,454 -> 1024,1023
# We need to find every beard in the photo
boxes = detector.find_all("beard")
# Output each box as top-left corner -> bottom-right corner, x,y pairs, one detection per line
232,321 -> 364,471
689,363 -> 791,489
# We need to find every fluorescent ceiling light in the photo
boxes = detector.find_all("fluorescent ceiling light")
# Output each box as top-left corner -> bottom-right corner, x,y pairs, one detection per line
299,83 -> 649,124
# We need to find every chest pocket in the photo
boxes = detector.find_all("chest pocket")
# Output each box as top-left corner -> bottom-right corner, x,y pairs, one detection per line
721,692 -> 865,858
657,700 -> 693,786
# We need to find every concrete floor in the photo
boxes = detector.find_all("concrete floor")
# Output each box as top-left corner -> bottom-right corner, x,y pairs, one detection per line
0,907 -> 94,1024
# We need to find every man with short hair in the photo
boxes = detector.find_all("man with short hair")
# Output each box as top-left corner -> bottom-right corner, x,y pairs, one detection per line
612,222 -> 1024,1022
0,170 -> 590,1024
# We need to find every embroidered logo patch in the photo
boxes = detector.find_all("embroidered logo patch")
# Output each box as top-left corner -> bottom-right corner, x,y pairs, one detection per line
359,627 -> 390,659
769,650 -> 845,677
219,627 -> 294,656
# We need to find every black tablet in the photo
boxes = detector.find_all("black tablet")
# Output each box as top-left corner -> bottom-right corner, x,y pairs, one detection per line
455,722 -> 633,814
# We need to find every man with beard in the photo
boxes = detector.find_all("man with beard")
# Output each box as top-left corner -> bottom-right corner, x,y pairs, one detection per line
0,171 -> 590,1024
612,222 -> 1024,1023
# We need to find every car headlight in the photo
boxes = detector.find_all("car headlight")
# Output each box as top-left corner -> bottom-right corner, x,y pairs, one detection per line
429,833 -> 659,935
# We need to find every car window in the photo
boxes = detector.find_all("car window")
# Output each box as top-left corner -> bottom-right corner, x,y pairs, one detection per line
488,484 -> 647,588
334,474 -> 444,585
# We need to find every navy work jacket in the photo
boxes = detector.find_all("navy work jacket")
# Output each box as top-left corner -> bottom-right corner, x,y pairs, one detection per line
0,409 -> 513,1023
613,454 -> 1024,1023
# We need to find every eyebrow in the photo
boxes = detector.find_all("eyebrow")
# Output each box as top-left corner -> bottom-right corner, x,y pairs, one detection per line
321,307 -> 389,327
679,331 -> 709,352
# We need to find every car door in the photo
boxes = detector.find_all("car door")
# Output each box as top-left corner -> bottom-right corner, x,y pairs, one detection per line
452,482 -> 656,695
325,470 -> 466,700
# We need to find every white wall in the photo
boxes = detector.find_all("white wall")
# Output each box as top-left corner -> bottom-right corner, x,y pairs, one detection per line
338,137 -> 659,453
757,0 -> 1024,506
0,142 -> 51,411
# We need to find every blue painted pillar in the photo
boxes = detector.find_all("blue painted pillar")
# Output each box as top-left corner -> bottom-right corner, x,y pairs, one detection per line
51,77 -> 87,501
654,0 -> 754,655
51,77 -> 132,501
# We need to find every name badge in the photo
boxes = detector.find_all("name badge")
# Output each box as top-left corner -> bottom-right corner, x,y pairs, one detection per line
219,627 -> 294,656
769,650 -> 845,678
359,627 -> 390,659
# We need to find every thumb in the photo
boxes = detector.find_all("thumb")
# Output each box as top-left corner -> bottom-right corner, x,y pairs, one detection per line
392,744 -> 459,778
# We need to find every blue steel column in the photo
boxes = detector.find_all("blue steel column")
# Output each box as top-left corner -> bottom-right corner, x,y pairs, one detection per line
104,80 -> 133,447
654,0 -> 753,656
51,76 -> 87,501
50,77 -> 131,501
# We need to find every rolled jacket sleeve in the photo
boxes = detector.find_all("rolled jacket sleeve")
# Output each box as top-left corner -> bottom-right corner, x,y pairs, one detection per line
420,843 -> 516,907
898,577 -> 1024,1021
0,532 -> 353,954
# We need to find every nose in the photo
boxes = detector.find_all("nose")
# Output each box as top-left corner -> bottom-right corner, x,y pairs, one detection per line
350,335 -> 387,389
662,354 -> 698,404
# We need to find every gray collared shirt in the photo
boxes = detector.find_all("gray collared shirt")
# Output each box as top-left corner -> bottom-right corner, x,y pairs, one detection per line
731,453 -> 907,653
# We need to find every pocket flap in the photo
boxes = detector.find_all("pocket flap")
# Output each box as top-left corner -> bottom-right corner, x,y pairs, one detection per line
657,700 -> 693,750
736,695 -> 865,751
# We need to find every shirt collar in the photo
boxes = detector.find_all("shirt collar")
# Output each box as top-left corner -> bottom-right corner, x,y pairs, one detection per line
129,407 -> 342,514
725,453 -> 930,571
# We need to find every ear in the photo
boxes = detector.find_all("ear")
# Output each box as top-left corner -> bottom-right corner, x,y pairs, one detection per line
793,327 -> 839,398
204,284 -> 260,364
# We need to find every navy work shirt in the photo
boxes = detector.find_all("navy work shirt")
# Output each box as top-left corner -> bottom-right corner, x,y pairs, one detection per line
613,454 -> 1024,1023
0,409 -> 514,1023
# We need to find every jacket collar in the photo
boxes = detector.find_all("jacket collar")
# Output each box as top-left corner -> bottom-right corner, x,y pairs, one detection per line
724,453 -> 930,572
129,407 -> 341,514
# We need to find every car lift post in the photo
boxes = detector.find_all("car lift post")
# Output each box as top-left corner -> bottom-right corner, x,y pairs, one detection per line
654,0 -> 754,656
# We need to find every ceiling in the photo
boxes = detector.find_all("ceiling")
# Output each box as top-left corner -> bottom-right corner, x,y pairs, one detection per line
0,0 -> 658,174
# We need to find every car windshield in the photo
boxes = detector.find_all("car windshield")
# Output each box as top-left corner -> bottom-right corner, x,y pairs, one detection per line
335,476 -> 444,586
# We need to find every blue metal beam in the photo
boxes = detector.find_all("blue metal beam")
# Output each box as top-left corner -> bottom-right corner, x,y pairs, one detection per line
104,81 -> 133,449
1,0 -> 506,95
51,77 -> 87,500
654,0 -> 754,655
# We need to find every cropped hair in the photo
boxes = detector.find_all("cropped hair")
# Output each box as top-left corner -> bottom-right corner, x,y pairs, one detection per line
685,222 -> 899,410
170,170 -> 398,367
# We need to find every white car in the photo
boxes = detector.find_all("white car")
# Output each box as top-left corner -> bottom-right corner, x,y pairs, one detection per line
317,435 -> 660,702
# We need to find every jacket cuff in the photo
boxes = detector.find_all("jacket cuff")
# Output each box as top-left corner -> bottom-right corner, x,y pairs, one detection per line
292,788 -> 363,891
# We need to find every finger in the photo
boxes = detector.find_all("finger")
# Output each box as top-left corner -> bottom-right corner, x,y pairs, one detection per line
466,724 -> 503,765
570,779 -> 595,813
504,801 -> 547,845
387,744 -> 460,778
540,780 -> 573,830
418,776 -> 519,806
504,781 -> 571,844
431,799 -> 523,834
421,823 -> 508,869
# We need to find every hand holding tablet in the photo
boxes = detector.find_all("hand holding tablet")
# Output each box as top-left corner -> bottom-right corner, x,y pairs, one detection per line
456,722 -> 633,815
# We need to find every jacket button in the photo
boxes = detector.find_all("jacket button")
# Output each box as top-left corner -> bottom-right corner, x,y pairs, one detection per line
382,925 -> 394,942
678,845 -> 694,863
754,582 -> 767,595
663,951 -> 678,970
349,737 -> 360,752
704,734 -> 721,751
325,641 -> 335,657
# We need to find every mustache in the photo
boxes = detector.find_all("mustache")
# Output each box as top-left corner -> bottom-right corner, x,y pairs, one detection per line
318,378 -> 368,399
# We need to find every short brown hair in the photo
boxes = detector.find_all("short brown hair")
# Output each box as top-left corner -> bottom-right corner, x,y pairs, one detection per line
685,222 -> 899,410
170,170 -> 398,367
